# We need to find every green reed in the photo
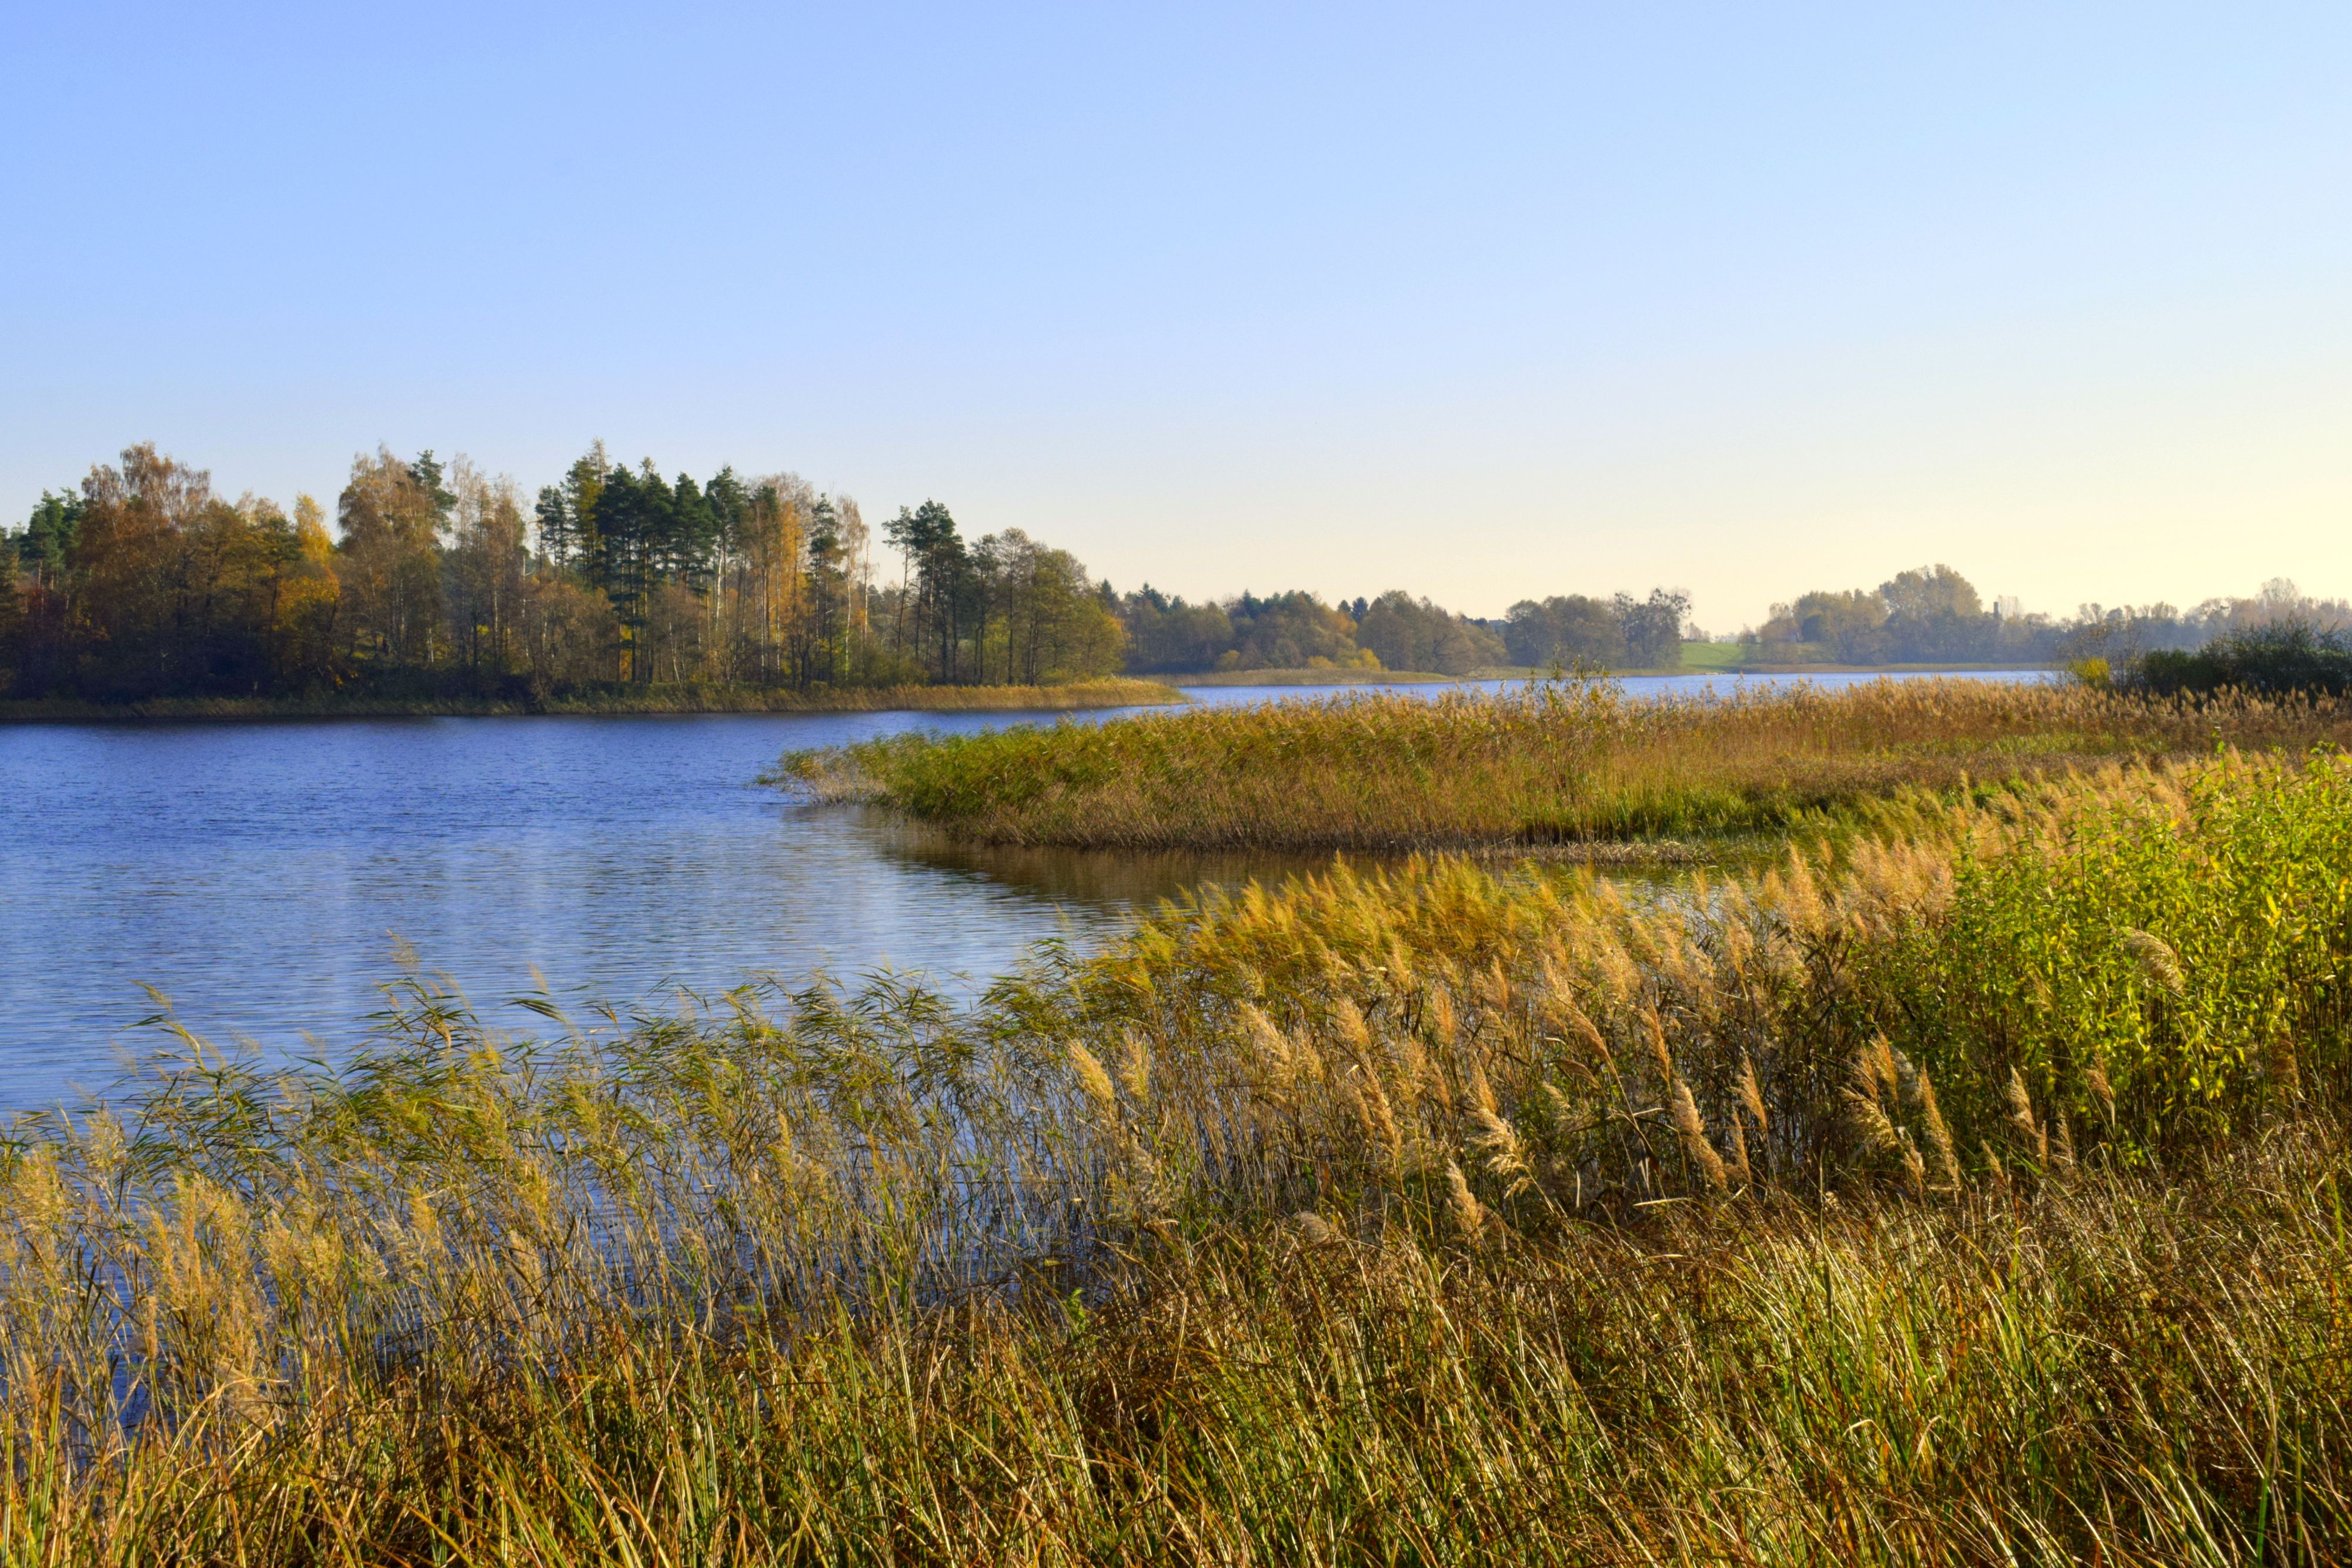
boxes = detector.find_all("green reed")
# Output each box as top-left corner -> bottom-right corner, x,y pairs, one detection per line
774,674 -> 2352,850
6,750 -> 2352,1562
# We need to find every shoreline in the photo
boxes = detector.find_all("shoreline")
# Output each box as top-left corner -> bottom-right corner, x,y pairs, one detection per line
0,666 -> 2062,721
0,677 -> 1189,725
1175,661 -> 2057,687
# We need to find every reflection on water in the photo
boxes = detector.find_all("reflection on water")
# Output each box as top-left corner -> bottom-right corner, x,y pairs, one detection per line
0,711 -> 1172,1109
0,669 -> 2046,1109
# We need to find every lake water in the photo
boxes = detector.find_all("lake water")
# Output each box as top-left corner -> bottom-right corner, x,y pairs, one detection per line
0,670 -> 2049,1109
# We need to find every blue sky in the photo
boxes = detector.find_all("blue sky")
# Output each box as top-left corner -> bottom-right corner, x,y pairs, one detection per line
4,2 -> 2348,628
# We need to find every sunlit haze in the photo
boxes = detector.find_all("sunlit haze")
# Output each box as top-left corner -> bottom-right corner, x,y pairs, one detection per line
5,2 -> 2347,630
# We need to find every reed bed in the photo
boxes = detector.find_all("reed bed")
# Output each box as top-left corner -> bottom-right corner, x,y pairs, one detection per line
773,675 -> 2352,849
6,750 -> 2352,1562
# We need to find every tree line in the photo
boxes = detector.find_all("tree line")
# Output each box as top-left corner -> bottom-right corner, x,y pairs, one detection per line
0,444 -> 1130,701
1115,587 -> 1694,676
1743,564 -> 2351,666
0,442 -> 1707,701
12,442 -> 2331,703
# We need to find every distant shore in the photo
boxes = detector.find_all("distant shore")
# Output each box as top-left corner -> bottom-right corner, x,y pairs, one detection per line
1170,667 -> 1459,686
0,660 -> 2063,720
0,677 -> 1188,724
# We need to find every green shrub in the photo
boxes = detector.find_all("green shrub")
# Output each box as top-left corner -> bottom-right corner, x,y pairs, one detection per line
2133,620 -> 2352,696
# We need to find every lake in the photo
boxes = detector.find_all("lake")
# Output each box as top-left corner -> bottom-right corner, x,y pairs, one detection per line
0,670 -> 2049,1109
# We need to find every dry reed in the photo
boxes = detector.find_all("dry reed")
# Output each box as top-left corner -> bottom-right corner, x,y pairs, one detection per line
777,674 -> 2352,850
5,748 -> 2352,1560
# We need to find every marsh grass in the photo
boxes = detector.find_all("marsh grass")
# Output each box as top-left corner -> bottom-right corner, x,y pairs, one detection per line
7,750 -> 2352,1562
774,675 -> 2352,850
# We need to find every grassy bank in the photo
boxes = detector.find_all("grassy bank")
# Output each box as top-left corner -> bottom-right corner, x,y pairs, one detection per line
1662,641 -> 2057,676
774,674 -> 2352,851
5,751 -> 2352,1561
0,676 -> 1185,723
1164,666 -> 1460,686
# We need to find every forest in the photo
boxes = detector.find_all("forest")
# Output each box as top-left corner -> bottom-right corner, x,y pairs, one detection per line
0,443 -> 1685,703
6,442 -> 2344,703
0,444 -> 1142,703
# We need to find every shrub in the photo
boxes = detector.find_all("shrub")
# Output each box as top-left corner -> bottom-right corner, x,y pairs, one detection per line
2133,620 -> 2352,696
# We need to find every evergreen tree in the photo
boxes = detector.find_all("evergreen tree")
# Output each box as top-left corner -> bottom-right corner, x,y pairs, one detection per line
18,490 -> 83,587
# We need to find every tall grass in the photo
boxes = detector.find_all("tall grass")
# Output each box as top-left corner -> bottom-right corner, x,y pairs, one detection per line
775,675 -> 2352,849
7,750 -> 2352,1561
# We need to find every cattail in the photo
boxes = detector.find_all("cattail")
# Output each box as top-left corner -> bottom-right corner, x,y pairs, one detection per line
2122,930 -> 2186,997
1670,1077 -> 1728,1193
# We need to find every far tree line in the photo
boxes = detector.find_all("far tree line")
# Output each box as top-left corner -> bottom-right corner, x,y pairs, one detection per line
0,442 -> 1698,701
4,443 -> 2340,702
0,443 -> 1126,702
1742,566 -> 2350,667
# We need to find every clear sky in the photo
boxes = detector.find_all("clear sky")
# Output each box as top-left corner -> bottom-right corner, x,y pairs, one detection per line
4,2 -> 2347,630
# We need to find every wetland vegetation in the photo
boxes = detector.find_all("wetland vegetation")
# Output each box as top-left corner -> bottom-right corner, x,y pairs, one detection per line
6,733 -> 2352,1561
14,456 -> 2352,1560
774,674 -> 2352,852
